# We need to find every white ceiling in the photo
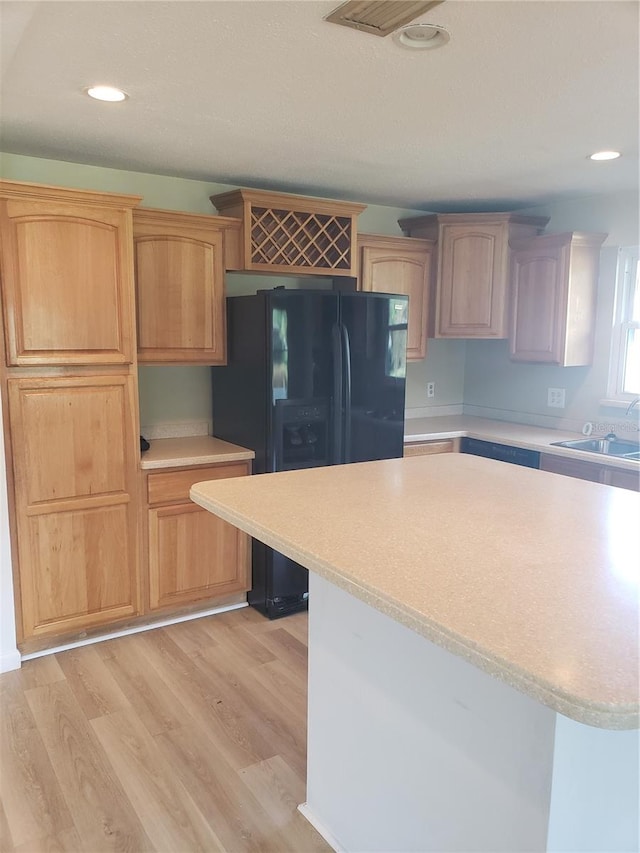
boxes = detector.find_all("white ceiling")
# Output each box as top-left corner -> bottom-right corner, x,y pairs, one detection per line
1,0 -> 638,212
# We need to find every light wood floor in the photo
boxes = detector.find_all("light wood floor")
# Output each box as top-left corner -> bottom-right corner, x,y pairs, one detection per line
0,606 -> 331,853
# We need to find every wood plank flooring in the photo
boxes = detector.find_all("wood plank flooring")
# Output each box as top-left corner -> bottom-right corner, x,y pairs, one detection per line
0,607 -> 331,853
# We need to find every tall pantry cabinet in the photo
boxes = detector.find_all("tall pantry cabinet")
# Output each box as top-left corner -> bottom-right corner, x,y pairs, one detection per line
0,181 -> 142,647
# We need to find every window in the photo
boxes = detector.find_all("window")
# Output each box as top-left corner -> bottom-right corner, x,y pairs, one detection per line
609,248 -> 640,400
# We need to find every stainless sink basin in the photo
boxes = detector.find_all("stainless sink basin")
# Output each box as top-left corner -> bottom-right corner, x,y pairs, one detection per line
551,438 -> 640,458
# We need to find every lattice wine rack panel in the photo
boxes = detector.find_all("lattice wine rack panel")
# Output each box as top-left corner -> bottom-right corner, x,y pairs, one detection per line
251,206 -> 354,270
211,188 -> 366,276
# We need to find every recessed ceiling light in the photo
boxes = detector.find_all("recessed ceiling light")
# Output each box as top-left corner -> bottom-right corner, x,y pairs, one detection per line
393,23 -> 450,50
588,150 -> 621,161
85,85 -> 128,102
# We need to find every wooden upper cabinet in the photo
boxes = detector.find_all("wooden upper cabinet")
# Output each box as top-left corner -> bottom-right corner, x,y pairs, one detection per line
133,208 -> 237,364
7,373 -> 141,641
509,232 -> 606,366
211,188 -> 367,276
358,234 -> 434,360
0,181 -> 140,366
399,213 -> 548,338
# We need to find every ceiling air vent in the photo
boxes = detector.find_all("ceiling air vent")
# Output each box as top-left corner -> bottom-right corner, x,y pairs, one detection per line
325,0 -> 444,38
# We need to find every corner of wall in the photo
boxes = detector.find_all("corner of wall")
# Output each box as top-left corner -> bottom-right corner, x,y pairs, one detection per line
0,393 -> 20,672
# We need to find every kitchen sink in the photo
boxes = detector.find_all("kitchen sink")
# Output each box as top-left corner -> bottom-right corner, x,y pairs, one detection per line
551,438 -> 640,458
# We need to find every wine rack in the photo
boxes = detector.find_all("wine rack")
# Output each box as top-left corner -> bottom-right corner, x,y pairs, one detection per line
211,188 -> 366,276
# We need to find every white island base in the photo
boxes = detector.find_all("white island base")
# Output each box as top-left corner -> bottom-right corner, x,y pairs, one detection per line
300,574 -> 639,853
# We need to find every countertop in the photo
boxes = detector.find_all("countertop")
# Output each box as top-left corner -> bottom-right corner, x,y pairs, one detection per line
140,435 -> 254,470
404,415 -> 640,472
138,416 -> 640,473
191,454 -> 640,730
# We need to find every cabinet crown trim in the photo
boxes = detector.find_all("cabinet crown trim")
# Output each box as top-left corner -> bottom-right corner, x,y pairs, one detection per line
398,211 -> 549,233
133,207 -> 242,231
0,179 -> 142,209
510,230 -> 608,250
358,232 -> 435,249
210,187 -> 367,217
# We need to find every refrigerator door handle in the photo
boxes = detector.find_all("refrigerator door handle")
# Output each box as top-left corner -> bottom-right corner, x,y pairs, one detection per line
341,323 -> 352,463
331,323 -> 343,464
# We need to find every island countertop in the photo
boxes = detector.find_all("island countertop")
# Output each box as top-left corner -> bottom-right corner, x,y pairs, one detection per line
191,453 -> 640,730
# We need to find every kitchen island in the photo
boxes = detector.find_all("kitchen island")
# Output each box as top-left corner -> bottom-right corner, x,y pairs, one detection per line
191,454 -> 639,852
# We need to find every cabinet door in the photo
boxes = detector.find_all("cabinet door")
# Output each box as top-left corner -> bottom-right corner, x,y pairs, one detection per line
509,232 -> 604,366
510,244 -> 567,363
8,374 -> 140,640
360,240 -> 433,360
134,211 -> 226,364
437,223 -> 508,338
148,503 -> 249,610
0,193 -> 136,366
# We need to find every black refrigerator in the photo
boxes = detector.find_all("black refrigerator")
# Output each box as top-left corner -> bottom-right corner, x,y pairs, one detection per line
212,287 -> 408,618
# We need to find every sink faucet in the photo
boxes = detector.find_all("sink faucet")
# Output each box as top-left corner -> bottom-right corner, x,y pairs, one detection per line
625,397 -> 640,416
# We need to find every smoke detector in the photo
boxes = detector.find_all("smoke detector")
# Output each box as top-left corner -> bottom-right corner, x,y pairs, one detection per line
393,22 -> 450,50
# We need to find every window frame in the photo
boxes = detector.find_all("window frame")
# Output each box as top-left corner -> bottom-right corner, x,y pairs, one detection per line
607,246 -> 639,403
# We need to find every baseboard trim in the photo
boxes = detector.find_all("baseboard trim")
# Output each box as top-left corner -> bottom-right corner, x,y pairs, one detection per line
21,601 -> 248,662
0,648 -> 22,673
298,803 -> 345,852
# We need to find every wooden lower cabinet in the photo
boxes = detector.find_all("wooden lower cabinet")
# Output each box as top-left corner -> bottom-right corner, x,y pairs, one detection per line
7,373 -> 140,641
145,463 -> 250,611
540,454 -> 603,482
404,439 -> 459,457
540,454 -> 639,491
602,467 -> 640,492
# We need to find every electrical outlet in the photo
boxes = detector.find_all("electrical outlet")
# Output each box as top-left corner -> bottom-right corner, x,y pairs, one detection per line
427,382 -> 435,399
547,388 -> 566,408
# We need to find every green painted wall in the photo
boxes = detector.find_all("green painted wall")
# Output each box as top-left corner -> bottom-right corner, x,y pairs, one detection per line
3,154 -> 634,429
464,192 -> 638,427
1,153 -> 467,425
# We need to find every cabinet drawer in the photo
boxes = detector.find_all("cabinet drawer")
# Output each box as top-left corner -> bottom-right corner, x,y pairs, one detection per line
147,463 -> 249,506
540,454 -> 602,482
540,454 -> 639,492
404,439 -> 458,457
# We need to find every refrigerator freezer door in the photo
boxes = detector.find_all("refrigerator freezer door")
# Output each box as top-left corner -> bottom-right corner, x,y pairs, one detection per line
268,289 -> 340,471
339,292 -> 408,462
269,289 -> 339,410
